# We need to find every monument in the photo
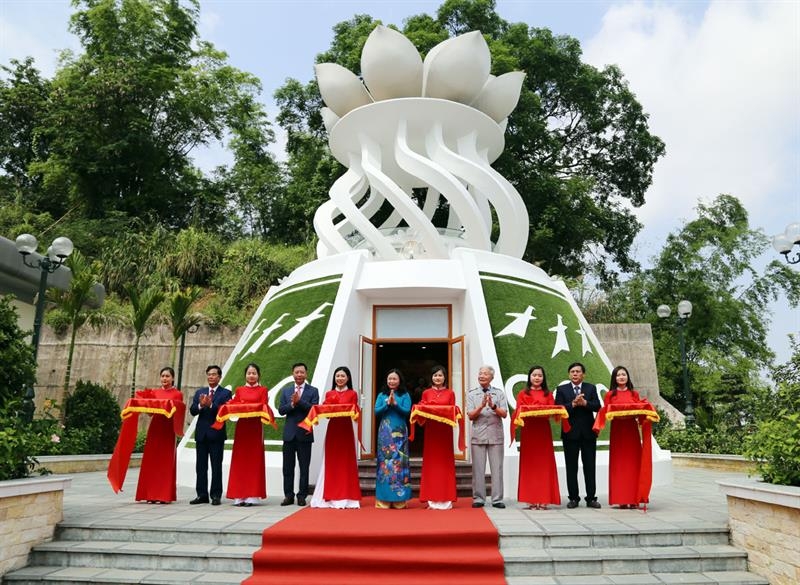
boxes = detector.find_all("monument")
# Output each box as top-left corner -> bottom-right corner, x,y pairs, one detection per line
177,26 -> 671,496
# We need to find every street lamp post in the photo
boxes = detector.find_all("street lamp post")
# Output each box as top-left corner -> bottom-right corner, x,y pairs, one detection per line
176,323 -> 200,391
772,222 -> 800,264
15,233 -> 74,421
657,300 -> 694,426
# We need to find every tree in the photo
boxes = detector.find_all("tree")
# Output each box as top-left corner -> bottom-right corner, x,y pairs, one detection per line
166,287 -> 203,366
0,296 -> 36,409
0,58 -> 50,204
48,250 -> 100,395
126,284 -> 165,396
583,194 -> 800,425
21,0 -> 276,233
273,0 -> 665,278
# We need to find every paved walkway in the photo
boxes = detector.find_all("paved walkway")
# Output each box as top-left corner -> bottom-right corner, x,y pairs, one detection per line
60,465 -> 747,535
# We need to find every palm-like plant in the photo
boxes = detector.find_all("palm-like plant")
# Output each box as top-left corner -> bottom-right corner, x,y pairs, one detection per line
127,284 -> 165,397
168,287 -> 203,365
49,250 -> 100,395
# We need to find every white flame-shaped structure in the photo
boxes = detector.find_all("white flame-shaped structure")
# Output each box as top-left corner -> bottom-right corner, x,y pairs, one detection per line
314,26 -> 529,261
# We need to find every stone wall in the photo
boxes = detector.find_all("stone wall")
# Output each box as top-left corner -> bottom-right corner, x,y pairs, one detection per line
0,477 -> 71,576
719,478 -> 800,585
34,323 -> 243,415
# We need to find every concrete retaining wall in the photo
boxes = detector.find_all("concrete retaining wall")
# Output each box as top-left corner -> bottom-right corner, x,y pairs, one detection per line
34,324 -> 243,416
0,476 -> 71,576
719,478 -> 800,585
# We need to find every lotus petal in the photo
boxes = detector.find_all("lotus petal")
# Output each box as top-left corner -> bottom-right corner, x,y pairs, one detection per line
315,63 -> 372,118
320,107 -> 340,133
422,31 -> 490,104
471,71 -> 526,122
361,25 -> 423,100
498,118 -> 508,134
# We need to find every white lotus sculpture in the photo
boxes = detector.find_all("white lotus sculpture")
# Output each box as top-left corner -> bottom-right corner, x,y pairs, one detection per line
314,26 -> 529,260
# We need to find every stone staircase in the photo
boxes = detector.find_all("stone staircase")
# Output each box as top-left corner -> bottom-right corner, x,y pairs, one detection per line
2,462 -> 770,585
3,523 -> 256,585
500,524 -> 769,584
3,516 -> 769,585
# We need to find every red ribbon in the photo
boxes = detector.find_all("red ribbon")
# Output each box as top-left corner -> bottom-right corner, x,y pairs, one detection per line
107,392 -> 186,494
299,404 -> 364,451
211,402 -> 277,430
593,401 -> 659,504
409,404 -> 466,452
509,404 -> 570,445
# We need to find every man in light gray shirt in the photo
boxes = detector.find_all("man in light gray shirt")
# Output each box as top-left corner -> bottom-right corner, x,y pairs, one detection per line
466,365 -> 508,508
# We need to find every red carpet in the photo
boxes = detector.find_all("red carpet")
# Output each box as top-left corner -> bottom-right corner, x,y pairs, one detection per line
243,497 -> 505,585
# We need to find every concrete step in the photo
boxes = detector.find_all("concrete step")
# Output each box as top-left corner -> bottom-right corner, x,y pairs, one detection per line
502,544 -> 751,577
25,541 -> 252,574
53,524 -> 262,547
2,491 -> 769,585
2,566 -> 242,584
505,571 -> 770,584
500,527 -> 731,549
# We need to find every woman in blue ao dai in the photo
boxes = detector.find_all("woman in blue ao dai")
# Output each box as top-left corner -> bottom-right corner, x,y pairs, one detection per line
374,368 -> 412,508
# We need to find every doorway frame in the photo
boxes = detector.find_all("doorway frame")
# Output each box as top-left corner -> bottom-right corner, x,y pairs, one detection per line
358,304 -> 466,459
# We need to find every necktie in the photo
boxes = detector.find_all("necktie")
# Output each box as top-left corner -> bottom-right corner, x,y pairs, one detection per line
573,385 -> 580,396
296,385 -> 303,399
209,387 -> 215,401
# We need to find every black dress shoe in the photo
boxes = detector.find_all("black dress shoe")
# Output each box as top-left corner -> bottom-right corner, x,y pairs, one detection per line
297,497 -> 307,506
587,500 -> 601,509
471,502 -> 484,508
492,502 -> 506,509
566,500 -> 579,509
211,497 -> 221,506
190,497 -> 209,505
281,497 -> 294,506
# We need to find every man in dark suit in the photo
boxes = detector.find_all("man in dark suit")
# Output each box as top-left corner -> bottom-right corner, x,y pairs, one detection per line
278,362 -> 319,506
189,365 -> 232,506
555,362 -> 602,509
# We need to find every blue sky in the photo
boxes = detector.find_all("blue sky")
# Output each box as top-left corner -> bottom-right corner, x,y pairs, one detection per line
1,0 -> 798,364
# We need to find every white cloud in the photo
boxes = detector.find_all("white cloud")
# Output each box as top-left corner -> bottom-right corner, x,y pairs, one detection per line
583,0 -> 800,244
583,1 -> 800,364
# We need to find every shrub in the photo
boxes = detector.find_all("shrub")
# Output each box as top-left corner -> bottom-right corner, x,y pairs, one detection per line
0,400 -> 39,480
62,380 -> 121,454
744,339 -> 800,486
212,240 -> 314,308
654,422 -> 747,455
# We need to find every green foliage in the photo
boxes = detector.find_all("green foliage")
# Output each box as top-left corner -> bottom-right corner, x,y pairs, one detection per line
576,195 -> 800,425
0,58 -> 50,202
166,287 -> 203,364
134,430 -> 147,453
0,296 -> 36,409
163,228 -> 224,287
0,399 -> 41,480
100,223 -> 175,295
127,284 -> 165,395
212,240 -> 315,309
26,0 -> 272,228
47,250 -> 102,394
654,423 -> 747,456
199,295 -> 252,329
62,380 -> 121,454
744,339 -> 800,486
